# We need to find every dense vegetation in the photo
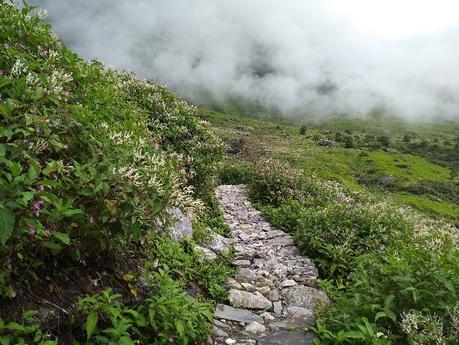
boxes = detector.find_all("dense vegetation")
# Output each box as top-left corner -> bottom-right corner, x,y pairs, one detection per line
220,161 -> 459,344
0,3 -> 233,344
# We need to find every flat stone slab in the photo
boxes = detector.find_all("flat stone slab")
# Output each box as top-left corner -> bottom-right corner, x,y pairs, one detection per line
258,331 -> 315,345
282,285 -> 330,310
214,304 -> 263,323
228,289 -> 272,310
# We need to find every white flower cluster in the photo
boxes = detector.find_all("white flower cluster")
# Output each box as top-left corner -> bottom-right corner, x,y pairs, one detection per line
46,69 -> 73,97
38,45 -> 59,60
11,59 -> 26,78
400,311 -> 446,345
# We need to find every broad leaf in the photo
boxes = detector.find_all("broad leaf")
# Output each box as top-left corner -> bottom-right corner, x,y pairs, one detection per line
53,232 -> 71,245
0,208 -> 15,246
86,312 -> 98,340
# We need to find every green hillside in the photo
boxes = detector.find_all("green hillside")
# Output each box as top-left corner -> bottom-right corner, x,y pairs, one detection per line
0,3 -> 233,344
201,108 -> 459,225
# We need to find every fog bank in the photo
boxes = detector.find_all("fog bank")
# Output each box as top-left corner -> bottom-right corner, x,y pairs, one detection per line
35,0 -> 459,120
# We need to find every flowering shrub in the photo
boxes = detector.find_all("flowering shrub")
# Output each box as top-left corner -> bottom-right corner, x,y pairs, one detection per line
231,160 -> 459,344
0,2 -> 226,343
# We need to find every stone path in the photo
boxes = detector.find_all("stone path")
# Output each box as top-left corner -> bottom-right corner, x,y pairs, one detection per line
209,185 -> 328,345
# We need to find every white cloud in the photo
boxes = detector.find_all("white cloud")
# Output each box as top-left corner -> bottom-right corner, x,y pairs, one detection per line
36,0 -> 459,119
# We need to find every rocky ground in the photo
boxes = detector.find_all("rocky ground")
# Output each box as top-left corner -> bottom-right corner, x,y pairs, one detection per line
204,185 -> 328,345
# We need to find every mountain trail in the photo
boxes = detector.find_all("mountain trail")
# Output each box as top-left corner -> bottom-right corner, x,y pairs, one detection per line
210,185 -> 328,345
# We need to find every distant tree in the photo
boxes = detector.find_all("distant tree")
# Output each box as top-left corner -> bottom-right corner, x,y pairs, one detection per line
345,129 -> 352,135
403,134 -> 411,143
377,135 -> 390,147
443,140 -> 451,146
343,135 -> 354,148
335,132 -> 343,142
299,125 -> 307,135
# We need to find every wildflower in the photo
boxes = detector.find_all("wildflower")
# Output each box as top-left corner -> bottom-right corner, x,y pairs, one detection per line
28,224 -> 36,236
35,8 -> 48,20
0,70 -> 3,77
3,41 -> 9,49
33,199 -> 44,217
11,59 -> 26,78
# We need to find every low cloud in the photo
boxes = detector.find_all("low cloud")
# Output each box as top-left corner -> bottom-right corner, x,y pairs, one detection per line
36,0 -> 459,120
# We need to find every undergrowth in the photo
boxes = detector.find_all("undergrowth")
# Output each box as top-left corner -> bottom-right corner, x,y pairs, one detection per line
220,161 -> 459,344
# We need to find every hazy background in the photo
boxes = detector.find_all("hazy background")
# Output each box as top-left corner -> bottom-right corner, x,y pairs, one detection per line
34,0 -> 459,120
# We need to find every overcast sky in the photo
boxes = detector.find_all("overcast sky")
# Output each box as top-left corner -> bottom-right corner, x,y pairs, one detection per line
35,0 -> 459,120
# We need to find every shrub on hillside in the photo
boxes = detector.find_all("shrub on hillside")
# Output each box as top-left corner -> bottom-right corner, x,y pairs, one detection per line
243,161 -> 459,344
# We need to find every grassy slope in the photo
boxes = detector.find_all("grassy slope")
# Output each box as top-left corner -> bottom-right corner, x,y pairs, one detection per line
201,107 -> 459,224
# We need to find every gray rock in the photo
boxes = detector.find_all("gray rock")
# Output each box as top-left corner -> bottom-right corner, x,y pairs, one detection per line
378,174 -> 395,186
195,246 -> 217,261
286,306 -> 314,318
258,331 -> 315,345
257,286 -> 271,295
213,326 -> 229,338
228,289 -> 272,310
261,312 -> 275,321
268,289 -> 280,302
235,268 -> 258,283
214,304 -> 263,323
168,207 -> 192,241
205,231 -> 230,254
318,140 -> 336,147
245,321 -> 266,334
266,236 -> 295,247
225,277 -> 243,290
273,301 -> 282,314
282,286 -> 330,310
234,260 -> 251,267
241,283 -> 257,292
281,279 -> 297,288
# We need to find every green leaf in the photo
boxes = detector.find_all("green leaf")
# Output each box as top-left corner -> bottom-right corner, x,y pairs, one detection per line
10,163 -> 22,177
41,241 -> 62,255
0,145 -> 5,159
0,335 -> 11,345
375,311 -> 386,321
27,164 -> 39,180
117,336 -> 135,345
342,331 -> 364,339
53,232 -> 71,245
21,192 -> 34,205
86,312 -> 98,340
63,209 -> 83,217
0,208 -> 15,246
5,322 -> 25,332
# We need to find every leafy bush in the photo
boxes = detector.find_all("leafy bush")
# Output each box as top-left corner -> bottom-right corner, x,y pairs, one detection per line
243,161 -> 459,344
218,161 -> 257,186
77,275 -> 213,345
0,1 -> 221,295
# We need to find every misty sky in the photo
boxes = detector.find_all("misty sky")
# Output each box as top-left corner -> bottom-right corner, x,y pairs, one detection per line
35,0 -> 459,120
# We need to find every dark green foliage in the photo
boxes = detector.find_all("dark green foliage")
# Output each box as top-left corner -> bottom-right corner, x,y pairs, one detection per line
241,162 -> 459,344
